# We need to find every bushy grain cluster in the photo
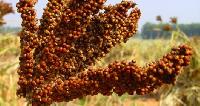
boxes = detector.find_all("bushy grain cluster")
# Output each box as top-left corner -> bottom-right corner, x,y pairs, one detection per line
0,0 -> 14,25
16,0 -> 192,105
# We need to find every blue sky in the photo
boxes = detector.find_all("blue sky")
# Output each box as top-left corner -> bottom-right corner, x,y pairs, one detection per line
4,0 -> 200,30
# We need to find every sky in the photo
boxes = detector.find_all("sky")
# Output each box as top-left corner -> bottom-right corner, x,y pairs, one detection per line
3,0 -> 200,30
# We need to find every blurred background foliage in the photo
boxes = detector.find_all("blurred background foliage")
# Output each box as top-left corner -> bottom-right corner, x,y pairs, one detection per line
141,23 -> 200,39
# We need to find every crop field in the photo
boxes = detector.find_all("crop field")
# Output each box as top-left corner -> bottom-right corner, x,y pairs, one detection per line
0,0 -> 200,106
0,32 -> 199,106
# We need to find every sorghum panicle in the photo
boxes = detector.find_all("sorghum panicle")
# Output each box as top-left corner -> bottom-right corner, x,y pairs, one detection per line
156,15 -> 162,22
0,0 -> 14,25
16,0 -> 192,105
170,17 -> 178,24
162,24 -> 173,31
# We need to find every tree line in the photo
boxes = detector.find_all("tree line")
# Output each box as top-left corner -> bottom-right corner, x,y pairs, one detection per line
141,22 -> 200,39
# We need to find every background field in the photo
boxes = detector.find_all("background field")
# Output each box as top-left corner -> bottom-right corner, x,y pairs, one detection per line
0,31 -> 199,106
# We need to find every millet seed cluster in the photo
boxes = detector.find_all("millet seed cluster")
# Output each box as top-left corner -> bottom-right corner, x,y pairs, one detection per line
0,0 -> 14,25
16,0 -> 192,105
